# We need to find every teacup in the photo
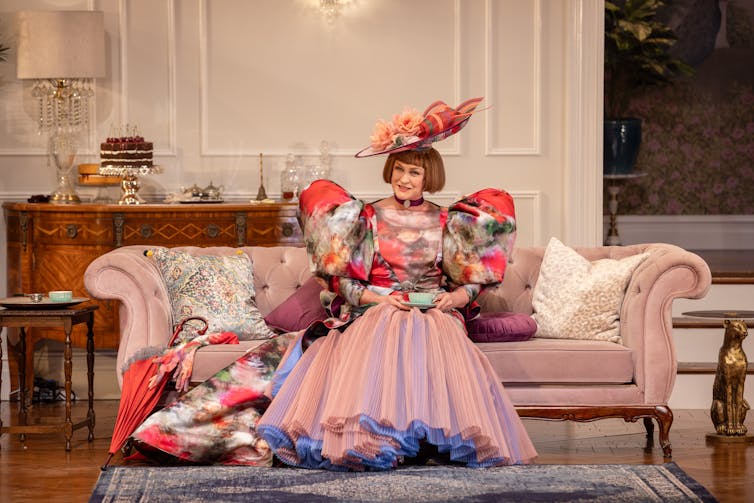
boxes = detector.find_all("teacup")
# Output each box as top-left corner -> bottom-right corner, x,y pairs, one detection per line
408,292 -> 435,304
49,290 -> 73,302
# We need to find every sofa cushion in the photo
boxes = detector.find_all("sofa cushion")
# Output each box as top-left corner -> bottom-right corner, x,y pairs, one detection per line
264,277 -> 328,333
477,338 -> 634,384
531,237 -> 648,344
466,312 -> 537,343
150,247 -> 275,342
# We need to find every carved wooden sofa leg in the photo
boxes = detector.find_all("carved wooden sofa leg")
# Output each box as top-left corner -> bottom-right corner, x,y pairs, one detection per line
516,405 -> 674,459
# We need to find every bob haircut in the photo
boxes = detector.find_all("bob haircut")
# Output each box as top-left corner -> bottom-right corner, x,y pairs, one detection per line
382,148 -> 446,193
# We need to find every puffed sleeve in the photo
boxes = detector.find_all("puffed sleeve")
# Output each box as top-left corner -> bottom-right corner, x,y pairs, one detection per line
298,179 -> 374,281
442,188 -> 516,285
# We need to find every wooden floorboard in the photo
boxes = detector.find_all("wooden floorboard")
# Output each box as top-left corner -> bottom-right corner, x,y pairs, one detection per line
1,401 -> 752,502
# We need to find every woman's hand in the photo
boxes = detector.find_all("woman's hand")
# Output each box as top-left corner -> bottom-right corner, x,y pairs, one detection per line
433,288 -> 469,312
359,289 -> 410,310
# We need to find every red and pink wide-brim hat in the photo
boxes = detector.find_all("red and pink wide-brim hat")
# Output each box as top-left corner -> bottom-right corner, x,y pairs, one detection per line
354,97 -> 484,158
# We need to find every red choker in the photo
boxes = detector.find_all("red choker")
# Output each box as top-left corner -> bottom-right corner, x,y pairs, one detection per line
394,195 -> 424,208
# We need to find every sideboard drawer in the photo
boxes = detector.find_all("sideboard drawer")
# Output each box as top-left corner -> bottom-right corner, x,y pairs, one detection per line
118,211 -> 239,247
32,213 -> 114,245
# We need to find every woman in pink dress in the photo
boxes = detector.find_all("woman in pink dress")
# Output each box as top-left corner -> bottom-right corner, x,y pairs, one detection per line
257,98 -> 537,470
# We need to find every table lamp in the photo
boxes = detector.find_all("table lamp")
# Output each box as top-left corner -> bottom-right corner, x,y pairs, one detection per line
16,10 -> 106,204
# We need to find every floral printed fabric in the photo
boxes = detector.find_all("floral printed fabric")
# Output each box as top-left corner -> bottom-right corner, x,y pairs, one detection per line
299,180 -> 517,298
150,248 -> 275,343
131,332 -> 299,465
443,188 -> 517,285
298,180 -> 374,281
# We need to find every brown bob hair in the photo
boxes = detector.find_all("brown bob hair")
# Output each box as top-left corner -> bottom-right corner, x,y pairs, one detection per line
382,148 -> 446,193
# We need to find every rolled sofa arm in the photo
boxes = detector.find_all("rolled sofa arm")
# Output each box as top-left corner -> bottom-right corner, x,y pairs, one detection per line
84,245 -> 173,388
619,243 -> 712,404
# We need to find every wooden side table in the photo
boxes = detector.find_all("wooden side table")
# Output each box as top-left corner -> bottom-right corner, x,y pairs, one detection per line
0,305 -> 98,450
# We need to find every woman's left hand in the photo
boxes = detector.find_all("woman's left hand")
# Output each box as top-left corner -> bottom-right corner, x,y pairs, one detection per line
433,288 -> 469,312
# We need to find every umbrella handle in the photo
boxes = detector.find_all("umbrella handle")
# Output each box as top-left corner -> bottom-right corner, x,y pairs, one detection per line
168,316 -> 209,346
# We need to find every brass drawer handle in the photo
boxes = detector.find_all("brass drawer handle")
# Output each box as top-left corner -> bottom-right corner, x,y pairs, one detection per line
282,223 -> 294,237
66,224 -> 78,238
140,224 -> 154,239
206,224 -> 220,238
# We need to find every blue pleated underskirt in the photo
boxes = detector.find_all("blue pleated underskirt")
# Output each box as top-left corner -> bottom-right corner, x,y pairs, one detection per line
259,414 -> 508,471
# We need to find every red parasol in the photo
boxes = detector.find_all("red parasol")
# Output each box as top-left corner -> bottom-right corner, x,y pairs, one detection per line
100,316 -> 208,470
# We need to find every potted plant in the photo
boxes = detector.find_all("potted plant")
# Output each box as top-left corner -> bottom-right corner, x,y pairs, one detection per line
603,0 -> 693,174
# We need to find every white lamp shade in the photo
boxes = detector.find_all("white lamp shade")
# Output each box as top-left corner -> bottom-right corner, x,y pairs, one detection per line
16,10 -> 106,79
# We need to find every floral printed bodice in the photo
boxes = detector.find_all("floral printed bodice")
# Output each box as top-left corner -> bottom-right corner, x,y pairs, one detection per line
369,205 -> 445,293
297,180 -> 517,324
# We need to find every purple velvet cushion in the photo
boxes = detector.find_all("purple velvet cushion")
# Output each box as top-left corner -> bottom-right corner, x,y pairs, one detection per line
466,311 -> 538,343
264,277 -> 328,333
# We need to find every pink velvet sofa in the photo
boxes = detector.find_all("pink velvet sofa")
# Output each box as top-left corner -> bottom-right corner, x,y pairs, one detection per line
84,243 -> 711,458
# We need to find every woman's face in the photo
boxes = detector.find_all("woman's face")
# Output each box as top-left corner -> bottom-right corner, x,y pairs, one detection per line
391,160 -> 425,201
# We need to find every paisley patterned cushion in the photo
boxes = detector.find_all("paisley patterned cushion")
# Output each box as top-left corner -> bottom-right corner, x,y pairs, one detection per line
531,237 -> 648,344
150,248 -> 275,343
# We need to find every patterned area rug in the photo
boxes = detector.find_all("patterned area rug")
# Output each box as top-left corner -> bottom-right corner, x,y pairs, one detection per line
90,462 -> 717,502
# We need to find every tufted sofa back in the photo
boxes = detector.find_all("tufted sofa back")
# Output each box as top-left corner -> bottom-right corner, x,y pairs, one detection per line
476,243 -> 667,315
172,244 -> 662,318
147,245 -> 313,316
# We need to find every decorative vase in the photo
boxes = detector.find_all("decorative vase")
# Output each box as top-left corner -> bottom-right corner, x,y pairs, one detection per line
603,118 -> 641,175
49,130 -> 81,204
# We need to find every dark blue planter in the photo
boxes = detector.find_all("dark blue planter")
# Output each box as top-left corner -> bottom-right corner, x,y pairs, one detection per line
604,118 -> 641,174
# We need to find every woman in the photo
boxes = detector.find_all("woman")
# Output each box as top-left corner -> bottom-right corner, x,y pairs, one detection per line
131,97 -> 536,470
257,98 -> 537,470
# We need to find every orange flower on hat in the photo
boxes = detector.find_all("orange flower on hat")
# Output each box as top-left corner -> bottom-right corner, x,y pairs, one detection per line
370,119 -> 396,151
392,107 -> 423,136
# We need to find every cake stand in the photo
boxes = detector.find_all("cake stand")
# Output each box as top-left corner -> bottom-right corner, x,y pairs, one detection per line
98,164 -> 163,205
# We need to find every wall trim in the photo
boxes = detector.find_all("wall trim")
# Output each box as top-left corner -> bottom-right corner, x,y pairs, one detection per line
119,0 -> 178,156
484,0 -> 542,156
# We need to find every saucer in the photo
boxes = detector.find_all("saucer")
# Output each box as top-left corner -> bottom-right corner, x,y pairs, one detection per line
401,301 -> 436,310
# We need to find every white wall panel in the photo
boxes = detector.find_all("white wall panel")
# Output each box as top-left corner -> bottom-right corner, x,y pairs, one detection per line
199,0 -> 461,157
485,0 -> 541,155
118,0 -> 176,155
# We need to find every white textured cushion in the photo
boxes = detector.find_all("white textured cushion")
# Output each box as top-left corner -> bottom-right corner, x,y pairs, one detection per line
532,237 -> 648,344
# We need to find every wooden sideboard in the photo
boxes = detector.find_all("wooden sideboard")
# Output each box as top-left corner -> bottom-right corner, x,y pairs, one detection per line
3,201 -> 304,394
